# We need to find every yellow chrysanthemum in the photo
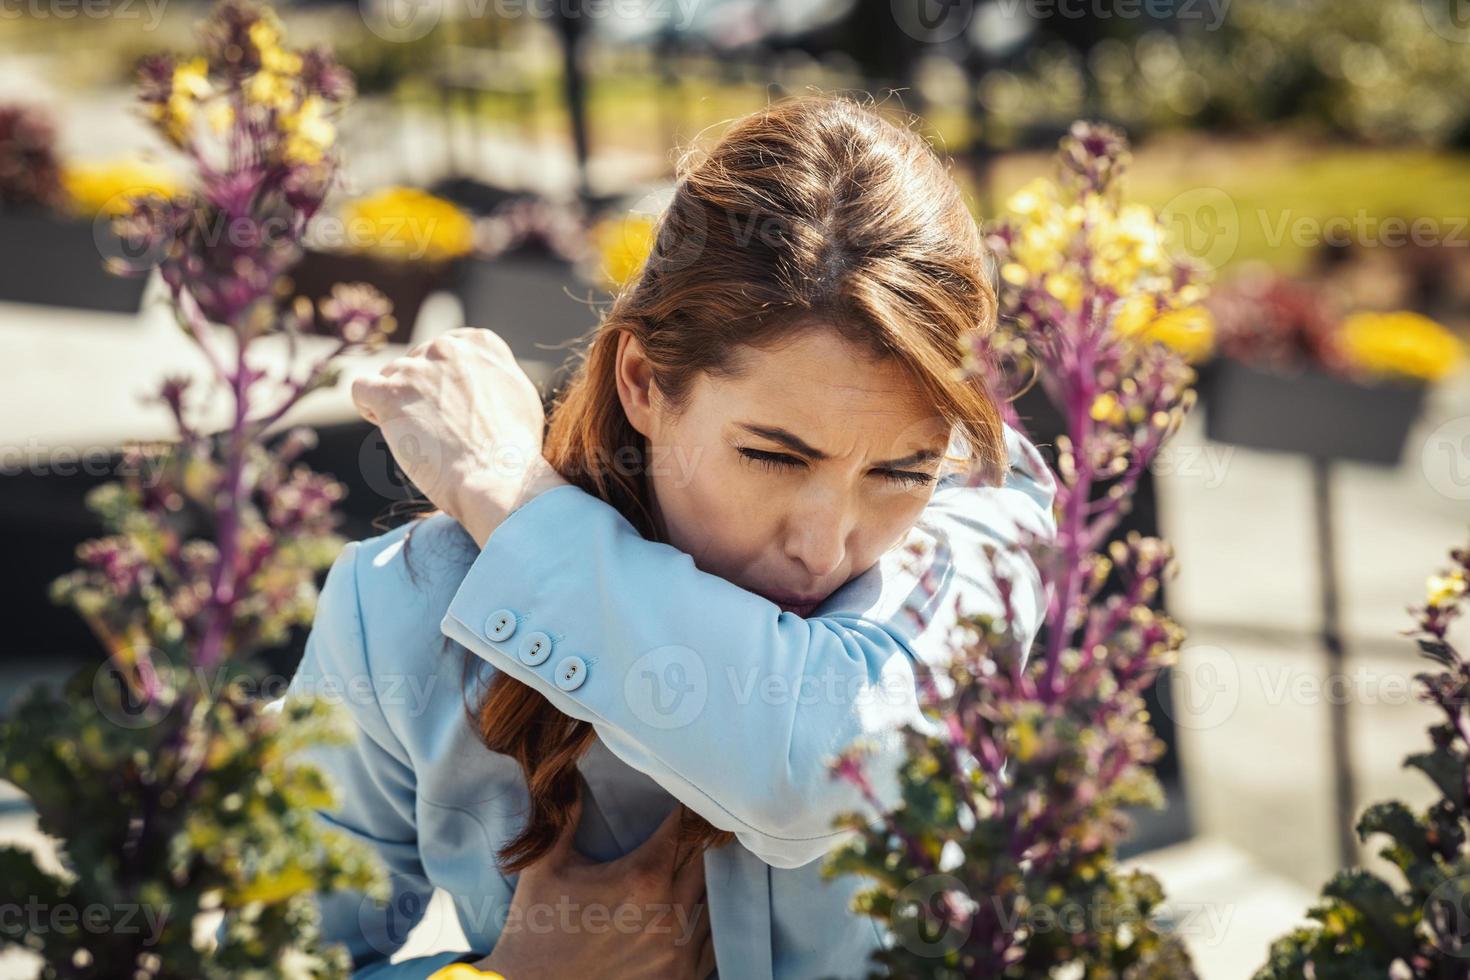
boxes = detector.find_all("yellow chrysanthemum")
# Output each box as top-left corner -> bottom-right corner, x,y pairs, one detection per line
342,187 -> 476,263
591,214 -> 657,287
1338,310 -> 1465,383
61,160 -> 183,217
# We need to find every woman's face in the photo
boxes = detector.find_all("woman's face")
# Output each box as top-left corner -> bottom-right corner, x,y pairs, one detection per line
617,326 -> 953,616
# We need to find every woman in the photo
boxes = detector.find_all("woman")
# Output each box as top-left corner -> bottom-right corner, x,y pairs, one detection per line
294,94 -> 1056,978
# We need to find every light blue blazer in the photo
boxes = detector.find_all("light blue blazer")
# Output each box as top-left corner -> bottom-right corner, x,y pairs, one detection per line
283,425 -> 1056,978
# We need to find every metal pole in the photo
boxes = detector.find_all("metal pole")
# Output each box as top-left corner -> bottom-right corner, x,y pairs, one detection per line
1313,455 -> 1358,870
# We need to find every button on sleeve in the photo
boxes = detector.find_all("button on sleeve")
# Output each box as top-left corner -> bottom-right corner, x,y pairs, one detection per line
553,655 -> 588,691
485,608 -> 517,641
518,630 -> 553,666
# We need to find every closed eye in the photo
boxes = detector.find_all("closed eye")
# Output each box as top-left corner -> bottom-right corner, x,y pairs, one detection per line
736,448 -> 935,488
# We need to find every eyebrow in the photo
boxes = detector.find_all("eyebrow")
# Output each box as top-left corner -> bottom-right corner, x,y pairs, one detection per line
735,422 -> 944,469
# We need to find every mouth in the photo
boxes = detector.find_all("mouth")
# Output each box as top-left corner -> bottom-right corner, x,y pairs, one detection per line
762,592 -> 825,617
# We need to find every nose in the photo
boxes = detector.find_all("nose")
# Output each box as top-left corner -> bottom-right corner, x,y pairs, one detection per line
782,489 -> 852,581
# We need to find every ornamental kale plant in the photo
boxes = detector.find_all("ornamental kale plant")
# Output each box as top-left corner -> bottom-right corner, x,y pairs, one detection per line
1255,539 -> 1470,979
0,2 -> 396,975
826,122 -> 1203,978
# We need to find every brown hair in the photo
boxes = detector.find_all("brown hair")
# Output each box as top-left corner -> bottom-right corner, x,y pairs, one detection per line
473,93 -> 1006,873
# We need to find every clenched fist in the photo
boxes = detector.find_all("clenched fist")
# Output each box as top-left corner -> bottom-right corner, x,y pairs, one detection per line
471,795 -> 714,978
350,328 -> 570,546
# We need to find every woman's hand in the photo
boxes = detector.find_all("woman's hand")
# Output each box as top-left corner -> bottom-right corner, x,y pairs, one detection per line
476,796 -> 715,979
350,328 -> 569,546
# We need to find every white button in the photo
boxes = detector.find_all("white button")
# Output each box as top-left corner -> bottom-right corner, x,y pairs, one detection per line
518,631 -> 553,666
485,608 -> 517,641
554,656 -> 587,691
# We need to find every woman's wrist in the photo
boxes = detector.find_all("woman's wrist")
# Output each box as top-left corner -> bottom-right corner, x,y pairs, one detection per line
459,457 -> 570,548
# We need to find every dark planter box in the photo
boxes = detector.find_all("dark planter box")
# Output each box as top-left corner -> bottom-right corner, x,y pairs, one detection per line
429,176 -> 625,219
1199,358 -> 1426,465
283,249 -> 455,345
451,245 -> 595,376
0,209 -> 150,313
429,176 -> 531,217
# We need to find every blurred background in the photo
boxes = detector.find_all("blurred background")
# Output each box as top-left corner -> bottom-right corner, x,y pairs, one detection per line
3,0 -> 1470,975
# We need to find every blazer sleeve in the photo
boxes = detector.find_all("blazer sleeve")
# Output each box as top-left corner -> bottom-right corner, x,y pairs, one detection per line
439,425 -> 1057,869
278,541 -> 479,978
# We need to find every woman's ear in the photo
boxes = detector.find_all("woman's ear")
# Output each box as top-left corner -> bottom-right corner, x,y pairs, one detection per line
614,331 -> 658,439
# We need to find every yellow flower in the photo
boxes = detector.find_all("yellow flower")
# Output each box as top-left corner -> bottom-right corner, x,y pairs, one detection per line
247,70 -> 297,112
151,57 -> 213,146
1044,270 -> 1083,312
248,15 -> 281,53
1090,391 -> 1124,425
237,10 -> 302,109
174,57 -> 212,100
262,45 -> 302,76
206,101 -> 235,134
1003,177 -> 1054,220
1113,295 -> 1215,363
1338,310 -> 1465,383
1011,717 -> 1039,762
998,167 -> 1208,349
342,187 -> 476,263
281,96 -> 335,165
427,966 -> 507,980
234,863 -> 316,905
1428,570 -> 1467,607
1087,204 -> 1174,298
251,16 -> 302,76
591,214 -> 658,287
247,10 -> 299,71
1000,262 -> 1029,286
61,160 -> 183,217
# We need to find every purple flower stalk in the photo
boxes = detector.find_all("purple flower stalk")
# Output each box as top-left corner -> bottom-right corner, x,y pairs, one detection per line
825,122 -> 1204,978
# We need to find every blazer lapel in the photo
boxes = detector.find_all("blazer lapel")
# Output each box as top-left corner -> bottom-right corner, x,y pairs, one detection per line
704,842 -> 774,980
